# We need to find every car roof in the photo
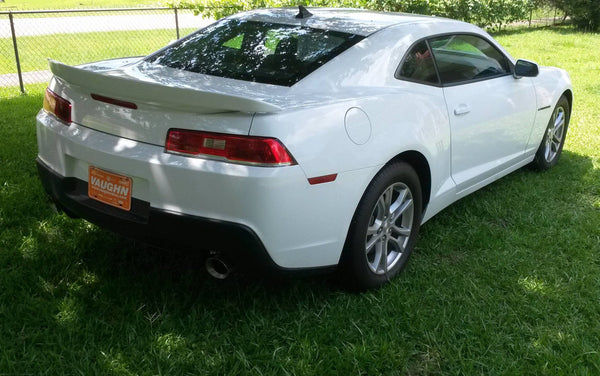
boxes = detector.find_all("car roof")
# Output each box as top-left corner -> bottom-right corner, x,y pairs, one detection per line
231,7 -> 452,36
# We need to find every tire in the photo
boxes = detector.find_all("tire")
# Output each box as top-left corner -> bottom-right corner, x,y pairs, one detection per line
531,95 -> 570,171
339,162 -> 423,290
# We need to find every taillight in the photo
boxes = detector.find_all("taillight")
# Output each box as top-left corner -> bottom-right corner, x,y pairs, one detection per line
91,93 -> 137,109
165,129 -> 297,166
43,88 -> 72,124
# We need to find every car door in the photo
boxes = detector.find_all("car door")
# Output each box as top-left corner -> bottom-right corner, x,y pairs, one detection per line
429,34 -> 537,193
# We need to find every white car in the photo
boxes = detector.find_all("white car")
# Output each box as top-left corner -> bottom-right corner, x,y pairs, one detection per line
36,7 -> 572,289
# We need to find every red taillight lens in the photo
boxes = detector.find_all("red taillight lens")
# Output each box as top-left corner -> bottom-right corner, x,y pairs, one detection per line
91,93 -> 137,109
43,88 -> 72,124
307,174 -> 338,185
166,129 -> 296,166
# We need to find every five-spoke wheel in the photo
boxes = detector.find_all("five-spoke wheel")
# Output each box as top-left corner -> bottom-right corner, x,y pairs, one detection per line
365,182 -> 414,275
339,162 -> 422,290
532,95 -> 570,170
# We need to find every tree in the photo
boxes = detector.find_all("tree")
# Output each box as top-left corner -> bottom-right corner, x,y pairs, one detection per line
164,0 -> 536,29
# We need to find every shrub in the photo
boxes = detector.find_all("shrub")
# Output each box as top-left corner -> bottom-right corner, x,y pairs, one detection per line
164,0 -> 537,29
541,0 -> 599,31
564,0 -> 600,31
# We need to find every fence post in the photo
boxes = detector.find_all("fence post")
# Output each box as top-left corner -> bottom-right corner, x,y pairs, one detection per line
174,7 -> 180,40
8,12 -> 25,94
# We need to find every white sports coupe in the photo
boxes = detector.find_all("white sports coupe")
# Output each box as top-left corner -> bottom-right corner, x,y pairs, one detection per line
36,7 -> 572,289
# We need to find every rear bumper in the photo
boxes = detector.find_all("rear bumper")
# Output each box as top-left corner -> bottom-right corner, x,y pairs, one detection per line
36,158 -> 284,273
36,110 -> 367,270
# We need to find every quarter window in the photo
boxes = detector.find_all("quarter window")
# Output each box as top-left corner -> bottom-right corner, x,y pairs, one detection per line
429,34 -> 510,85
397,41 -> 439,85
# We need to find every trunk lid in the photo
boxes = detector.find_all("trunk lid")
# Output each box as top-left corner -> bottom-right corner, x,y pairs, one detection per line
48,59 -> 287,146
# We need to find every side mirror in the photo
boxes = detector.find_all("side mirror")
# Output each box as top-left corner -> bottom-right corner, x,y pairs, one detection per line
513,59 -> 539,78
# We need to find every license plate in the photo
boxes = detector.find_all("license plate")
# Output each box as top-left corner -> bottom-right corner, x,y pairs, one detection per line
88,166 -> 132,211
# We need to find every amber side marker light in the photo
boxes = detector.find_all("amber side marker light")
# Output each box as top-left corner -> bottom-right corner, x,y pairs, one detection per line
166,129 -> 297,166
43,88 -> 72,124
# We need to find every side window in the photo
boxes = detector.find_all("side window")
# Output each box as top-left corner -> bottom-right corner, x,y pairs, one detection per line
397,41 -> 439,85
429,34 -> 510,85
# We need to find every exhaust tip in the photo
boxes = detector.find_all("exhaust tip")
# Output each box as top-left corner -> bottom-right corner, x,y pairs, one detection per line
205,256 -> 231,280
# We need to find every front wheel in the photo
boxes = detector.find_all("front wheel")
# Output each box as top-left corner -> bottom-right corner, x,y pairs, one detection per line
531,95 -> 570,171
339,162 -> 422,290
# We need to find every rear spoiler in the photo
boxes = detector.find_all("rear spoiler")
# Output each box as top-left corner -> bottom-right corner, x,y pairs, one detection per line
48,60 -> 282,113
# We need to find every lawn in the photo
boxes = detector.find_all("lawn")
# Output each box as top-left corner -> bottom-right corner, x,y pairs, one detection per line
0,27 -> 599,374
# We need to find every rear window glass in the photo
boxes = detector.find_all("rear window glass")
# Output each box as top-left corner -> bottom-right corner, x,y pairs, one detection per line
146,19 -> 364,86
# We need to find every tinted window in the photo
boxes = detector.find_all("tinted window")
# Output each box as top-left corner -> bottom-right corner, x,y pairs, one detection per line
397,41 -> 439,85
146,19 -> 364,86
429,34 -> 510,85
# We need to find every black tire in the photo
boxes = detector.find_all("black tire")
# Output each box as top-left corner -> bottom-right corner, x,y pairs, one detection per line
339,162 -> 423,290
531,95 -> 570,171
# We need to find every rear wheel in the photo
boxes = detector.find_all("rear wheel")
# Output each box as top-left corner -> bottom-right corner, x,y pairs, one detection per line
339,162 -> 422,290
531,95 -> 570,171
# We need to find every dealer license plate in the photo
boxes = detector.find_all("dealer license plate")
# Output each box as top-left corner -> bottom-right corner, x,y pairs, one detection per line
88,166 -> 132,211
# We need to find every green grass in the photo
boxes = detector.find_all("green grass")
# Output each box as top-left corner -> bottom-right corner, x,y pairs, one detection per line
1,28 -> 196,75
1,0 -> 162,10
1,27 -> 600,375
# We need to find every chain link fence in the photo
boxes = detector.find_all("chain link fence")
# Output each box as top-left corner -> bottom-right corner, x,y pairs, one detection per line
518,6 -> 568,28
0,7 -> 212,92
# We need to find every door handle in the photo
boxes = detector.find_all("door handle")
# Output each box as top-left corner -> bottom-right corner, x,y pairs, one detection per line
454,104 -> 471,116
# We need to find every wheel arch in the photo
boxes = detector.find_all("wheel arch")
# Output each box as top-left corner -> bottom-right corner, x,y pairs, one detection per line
386,150 -> 431,212
562,89 -> 573,112
338,150 -> 430,288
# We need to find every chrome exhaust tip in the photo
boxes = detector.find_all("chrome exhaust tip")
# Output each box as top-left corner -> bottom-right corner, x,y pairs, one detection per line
205,254 -> 232,280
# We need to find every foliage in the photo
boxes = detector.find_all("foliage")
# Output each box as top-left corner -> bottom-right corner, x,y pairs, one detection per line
435,0 -> 536,28
539,0 -> 600,31
163,0 -> 536,28
563,0 -> 600,31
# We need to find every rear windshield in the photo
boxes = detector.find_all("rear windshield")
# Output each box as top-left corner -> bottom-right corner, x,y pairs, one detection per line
145,19 -> 364,86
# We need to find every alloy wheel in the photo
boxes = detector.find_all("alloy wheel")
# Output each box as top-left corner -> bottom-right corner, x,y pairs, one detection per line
365,182 -> 414,275
544,106 -> 566,163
